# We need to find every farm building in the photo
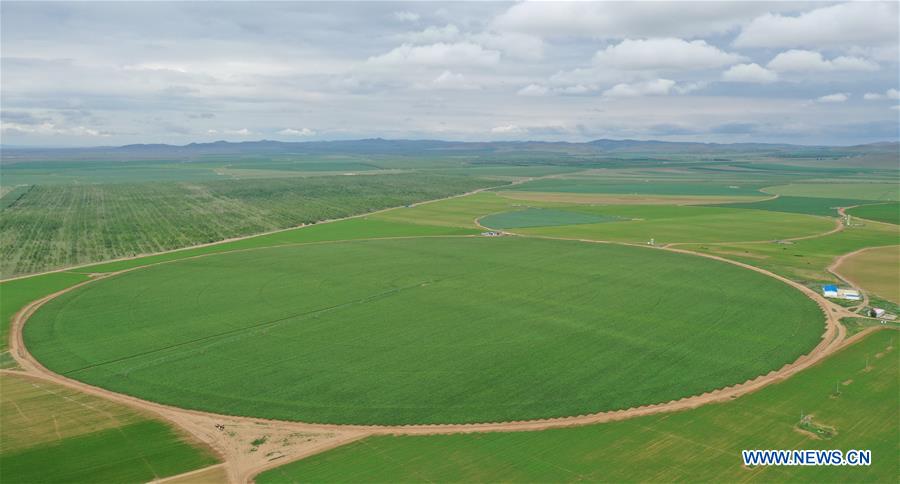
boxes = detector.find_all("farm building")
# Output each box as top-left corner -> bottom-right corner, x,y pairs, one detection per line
821,285 -> 862,301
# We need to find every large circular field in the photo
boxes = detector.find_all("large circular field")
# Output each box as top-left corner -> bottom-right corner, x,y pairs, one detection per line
25,237 -> 824,425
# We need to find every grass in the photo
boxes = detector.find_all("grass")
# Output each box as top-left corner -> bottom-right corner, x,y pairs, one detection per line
478,208 -> 626,229
515,205 -> 834,244
0,173 -> 500,277
505,178 -> 767,196
834,245 -> 900,304
847,202 -> 900,225
763,183 -> 900,201
709,195 -> 867,217
258,329 -> 899,483
25,237 -> 823,425
0,372 -> 218,483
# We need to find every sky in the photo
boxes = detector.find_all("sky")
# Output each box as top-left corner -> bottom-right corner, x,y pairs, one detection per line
1,1 -> 898,147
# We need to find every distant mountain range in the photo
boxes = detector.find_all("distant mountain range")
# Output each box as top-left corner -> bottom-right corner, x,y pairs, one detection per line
2,138 -> 897,163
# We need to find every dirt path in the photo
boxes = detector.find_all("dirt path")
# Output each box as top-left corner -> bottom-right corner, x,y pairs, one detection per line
8,229 -> 857,483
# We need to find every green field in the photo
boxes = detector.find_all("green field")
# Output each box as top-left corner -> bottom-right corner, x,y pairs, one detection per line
764,183 -> 900,201
847,202 -> 900,225
710,195 -> 867,217
0,271 -> 90,368
0,173 -> 499,277
25,237 -> 824,425
515,205 -> 834,244
479,208 -> 626,229
506,178 -> 767,196
1,373 -> 218,483
257,329 -> 898,483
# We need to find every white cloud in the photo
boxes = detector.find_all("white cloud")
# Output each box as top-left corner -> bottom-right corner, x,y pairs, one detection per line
516,84 -> 549,96
603,79 -> 677,98
735,2 -> 899,49
393,11 -> 420,23
1,121 -> 110,137
767,50 -> 879,73
673,82 -> 707,95
472,31 -> 544,61
491,124 -> 524,134
817,93 -> 849,103
863,88 -> 900,101
556,84 -> 592,95
277,127 -> 315,136
429,71 -> 479,90
367,42 -> 501,67
722,63 -> 778,83
399,24 -> 460,44
492,2 -> 785,38
593,38 -> 744,71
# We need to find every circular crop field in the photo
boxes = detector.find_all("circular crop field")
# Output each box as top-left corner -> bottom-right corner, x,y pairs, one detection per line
25,237 -> 824,425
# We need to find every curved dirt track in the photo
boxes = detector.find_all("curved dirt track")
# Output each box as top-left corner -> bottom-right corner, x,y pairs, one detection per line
8,229 -> 858,483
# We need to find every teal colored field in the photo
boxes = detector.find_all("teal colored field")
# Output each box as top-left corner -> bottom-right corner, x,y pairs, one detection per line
847,202 -> 900,225
506,178 -> 766,196
764,183 -> 899,201
256,329 -> 898,483
26,237 -> 823,425
515,205 -> 834,244
710,196 -> 867,217
479,208 -> 625,229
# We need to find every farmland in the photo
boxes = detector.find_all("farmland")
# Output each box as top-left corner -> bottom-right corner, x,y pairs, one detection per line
709,195 -> 868,217
513,205 -> 834,244
1,140 -> 897,482
24,237 -> 823,425
847,202 -> 900,225
763,183 -> 900,201
505,178 -> 768,196
682,221 -> 900,285
256,329 -> 899,483
0,173 -> 500,277
833,246 -> 900,304
478,208 -> 626,229
0,372 -> 218,483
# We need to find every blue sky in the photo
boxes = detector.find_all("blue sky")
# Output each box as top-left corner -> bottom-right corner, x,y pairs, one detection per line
1,1 -> 898,146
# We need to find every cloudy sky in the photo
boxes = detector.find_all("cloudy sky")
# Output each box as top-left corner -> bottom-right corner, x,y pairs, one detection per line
1,1 -> 898,146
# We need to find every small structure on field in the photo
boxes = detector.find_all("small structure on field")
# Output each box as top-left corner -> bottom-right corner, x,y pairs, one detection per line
822,284 -> 861,301
868,308 -> 886,318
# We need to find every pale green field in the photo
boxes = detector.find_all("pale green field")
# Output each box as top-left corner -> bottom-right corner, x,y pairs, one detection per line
835,245 -> 900,303
1,372 -> 218,483
375,192 -> 835,244
763,183 -> 899,201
